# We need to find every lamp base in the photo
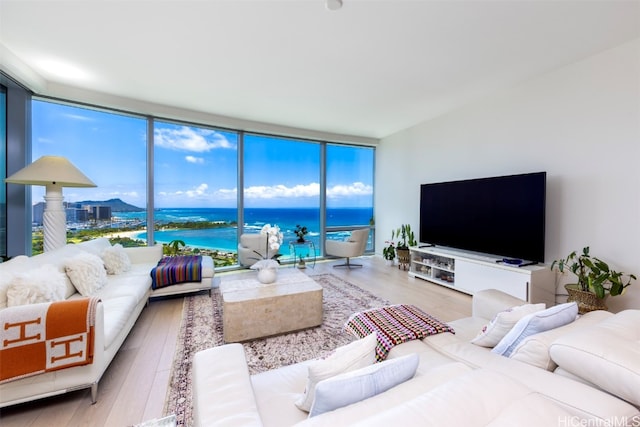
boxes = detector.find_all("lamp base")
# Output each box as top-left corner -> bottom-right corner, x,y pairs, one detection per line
43,184 -> 68,252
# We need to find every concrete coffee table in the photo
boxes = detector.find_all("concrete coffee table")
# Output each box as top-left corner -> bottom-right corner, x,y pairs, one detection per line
220,269 -> 323,343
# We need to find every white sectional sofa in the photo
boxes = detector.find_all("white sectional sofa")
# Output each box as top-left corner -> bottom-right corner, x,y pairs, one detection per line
0,237 -> 213,408
193,289 -> 640,426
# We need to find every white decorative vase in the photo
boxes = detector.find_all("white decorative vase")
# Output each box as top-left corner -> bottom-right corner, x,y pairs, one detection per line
257,267 -> 278,284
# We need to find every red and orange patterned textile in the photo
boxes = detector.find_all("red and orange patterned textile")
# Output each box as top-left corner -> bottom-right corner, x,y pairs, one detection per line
0,297 -> 100,383
344,304 -> 455,361
151,255 -> 202,290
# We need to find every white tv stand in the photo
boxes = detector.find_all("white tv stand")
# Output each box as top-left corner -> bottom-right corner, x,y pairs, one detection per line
408,246 -> 555,306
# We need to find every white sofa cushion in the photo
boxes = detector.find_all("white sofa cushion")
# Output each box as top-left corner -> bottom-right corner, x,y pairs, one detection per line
471,303 -> 545,347
100,296 -> 138,350
334,369 -> 573,427
28,244 -> 87,298
492,302 -> 578,357
193,344 -> 263,427
0,255 -> 31,309
76,237 -> 112,256
295,333 -> 377,412
508,310 -> 612,370
65,252 -> 108,296
6,264 -> 67,306
309,353 -> 419,417
101,243 -> 132,275
549,310 -> 640,406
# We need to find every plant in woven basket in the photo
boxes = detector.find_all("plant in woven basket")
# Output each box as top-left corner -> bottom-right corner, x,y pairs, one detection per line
551,247 -> 636,301
393,224 -> 416,269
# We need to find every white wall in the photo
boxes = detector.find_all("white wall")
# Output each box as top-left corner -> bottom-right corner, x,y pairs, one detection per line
376,38 -> 640,312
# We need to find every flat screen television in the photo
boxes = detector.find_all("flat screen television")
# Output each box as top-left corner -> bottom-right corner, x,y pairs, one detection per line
419,172 -> 546,263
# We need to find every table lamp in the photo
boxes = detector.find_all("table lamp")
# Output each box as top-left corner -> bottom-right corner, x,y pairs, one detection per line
5,155 -> 96,252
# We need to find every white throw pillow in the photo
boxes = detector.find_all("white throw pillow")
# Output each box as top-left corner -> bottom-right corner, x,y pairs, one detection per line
492,302 -> 578,357
309,353 -> 419,417
471,303 -> 546,347
6,264 -> 67,306
65,252 -> 108,296
101,243 -> 132,275
0,255 -> 31,309
508,310 -> 612,371
295,332 -> 378,412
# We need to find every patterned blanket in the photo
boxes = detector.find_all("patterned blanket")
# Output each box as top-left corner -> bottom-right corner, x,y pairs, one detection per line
0,297 -> 100,383
151,255 -> 202,290
344,304 -> 455,361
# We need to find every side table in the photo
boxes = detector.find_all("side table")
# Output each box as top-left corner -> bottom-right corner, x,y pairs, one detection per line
289,240 -> 316,269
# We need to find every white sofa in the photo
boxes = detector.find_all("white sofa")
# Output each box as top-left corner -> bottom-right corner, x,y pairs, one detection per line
193,289 -> 640,426
0,237 -> 213,408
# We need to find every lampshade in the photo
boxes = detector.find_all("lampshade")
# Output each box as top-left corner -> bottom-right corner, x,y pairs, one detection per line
5,155 -> 96,252
5,155 -> 96,187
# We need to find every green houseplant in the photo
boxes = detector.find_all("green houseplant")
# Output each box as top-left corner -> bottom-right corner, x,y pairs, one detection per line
394,224 -> 417,269
551,246 -> 636,313
294,224 -> 309,243
163,239 -> 185,256
382,238 -> 395,264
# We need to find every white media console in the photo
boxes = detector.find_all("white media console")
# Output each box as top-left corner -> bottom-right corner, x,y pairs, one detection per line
408,246 -> 556,307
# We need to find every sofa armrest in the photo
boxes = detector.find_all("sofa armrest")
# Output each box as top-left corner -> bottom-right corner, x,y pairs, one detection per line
122,244 -> 163,264
472,289 -> 527,320
193,344 -> 263,427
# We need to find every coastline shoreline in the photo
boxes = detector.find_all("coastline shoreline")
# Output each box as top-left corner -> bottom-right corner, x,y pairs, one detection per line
102,229 -> 237,253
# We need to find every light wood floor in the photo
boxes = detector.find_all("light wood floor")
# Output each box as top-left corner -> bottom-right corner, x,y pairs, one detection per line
0,256 -> 471,427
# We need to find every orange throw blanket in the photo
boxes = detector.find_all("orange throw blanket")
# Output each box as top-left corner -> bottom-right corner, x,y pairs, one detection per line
0,297 -> 100,383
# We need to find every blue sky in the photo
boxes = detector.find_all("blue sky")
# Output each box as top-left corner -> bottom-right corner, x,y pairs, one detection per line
31,100 -> 374,209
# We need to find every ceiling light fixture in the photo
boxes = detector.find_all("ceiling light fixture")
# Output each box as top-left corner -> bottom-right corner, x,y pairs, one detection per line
326,0 -> 343,11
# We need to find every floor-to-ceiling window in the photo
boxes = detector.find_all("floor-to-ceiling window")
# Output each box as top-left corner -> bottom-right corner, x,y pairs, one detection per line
326,144 -> 375,250
243,134 -> 321,260
153,120 -> 238,266
31,100 -> 147,253
27,98 -> 375,261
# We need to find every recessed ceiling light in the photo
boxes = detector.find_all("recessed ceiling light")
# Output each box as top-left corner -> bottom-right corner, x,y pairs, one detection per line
326,0 -> 343,11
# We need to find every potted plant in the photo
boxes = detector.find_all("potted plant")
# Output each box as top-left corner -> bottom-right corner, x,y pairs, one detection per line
382,239 -> 396,266
294,224 -> 309,243
163,239 -> 185,256
394,224 -> 416,269
551,246 -> 636,313
297,255 -> 306,269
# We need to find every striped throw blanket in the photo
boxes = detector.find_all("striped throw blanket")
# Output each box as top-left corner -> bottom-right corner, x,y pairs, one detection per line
151,255 -> 202,290
344,304 -> 455,361
0,297 -> 100,383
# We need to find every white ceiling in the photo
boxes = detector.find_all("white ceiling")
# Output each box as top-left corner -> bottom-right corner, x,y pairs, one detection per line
1,0 -> 639,140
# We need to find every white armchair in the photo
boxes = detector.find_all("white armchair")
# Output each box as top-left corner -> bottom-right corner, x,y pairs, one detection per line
238,234 -> 278,267
325,228 -> 370,268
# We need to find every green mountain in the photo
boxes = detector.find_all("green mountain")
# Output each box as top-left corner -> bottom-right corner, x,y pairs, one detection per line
76,198 -> 144,212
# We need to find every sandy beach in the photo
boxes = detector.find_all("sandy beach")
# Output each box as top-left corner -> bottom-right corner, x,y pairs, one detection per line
102,230 -> 144,240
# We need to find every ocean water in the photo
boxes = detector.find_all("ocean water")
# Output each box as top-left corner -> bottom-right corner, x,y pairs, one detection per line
116,207 -> 373,254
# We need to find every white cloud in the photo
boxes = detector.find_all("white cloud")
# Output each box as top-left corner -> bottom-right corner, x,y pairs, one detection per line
155,126 -> 234,153
215,182 -> 372,200
185,155 -> 204,164
214,188 -> 238,200
158,183 -> 209,199
186,183 -> 209,197
244,183 -> 320,199
327,182 -> 373,198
